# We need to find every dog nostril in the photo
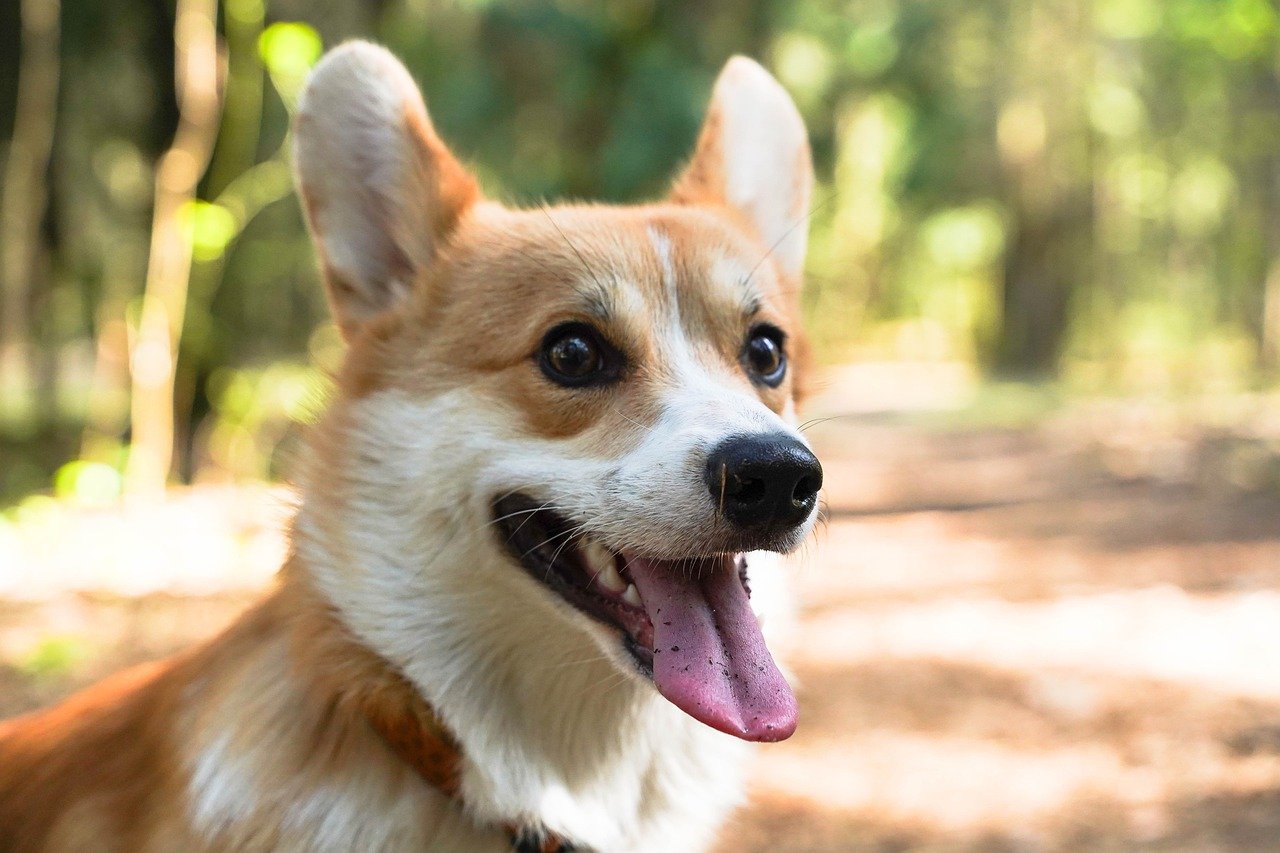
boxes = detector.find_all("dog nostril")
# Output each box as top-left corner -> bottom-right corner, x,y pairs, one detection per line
728,473 -> 767,505
792,475 -> 818,506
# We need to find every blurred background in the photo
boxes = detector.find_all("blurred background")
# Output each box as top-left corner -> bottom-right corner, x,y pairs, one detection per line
4,0 -> 1280,849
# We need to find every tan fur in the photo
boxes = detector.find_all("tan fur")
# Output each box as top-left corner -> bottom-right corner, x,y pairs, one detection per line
362,204 -> 806,437
0,569 -> 471,851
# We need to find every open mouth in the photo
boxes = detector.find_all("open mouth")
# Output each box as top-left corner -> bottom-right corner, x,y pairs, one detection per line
493,494 -> 797,742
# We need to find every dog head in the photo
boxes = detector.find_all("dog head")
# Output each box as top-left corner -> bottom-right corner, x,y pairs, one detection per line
293,43 -> 819,743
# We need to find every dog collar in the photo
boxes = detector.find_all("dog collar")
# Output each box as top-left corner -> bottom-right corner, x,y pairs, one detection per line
361,684 -> 576,852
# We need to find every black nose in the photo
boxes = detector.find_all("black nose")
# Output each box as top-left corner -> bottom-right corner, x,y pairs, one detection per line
705,434 -> 823,532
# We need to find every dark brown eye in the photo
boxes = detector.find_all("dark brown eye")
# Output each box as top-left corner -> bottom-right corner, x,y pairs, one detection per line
538,322 -> 620,387
548,334 -> 598,377
744,326 -> 786,387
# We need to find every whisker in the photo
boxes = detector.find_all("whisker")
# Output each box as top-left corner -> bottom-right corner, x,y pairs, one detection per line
542,651 -> 613,673
545,525 -> 588,577
518,524 -> 580,564
491,505 -> 551,527
598,670 -> 635,700
797,415 -> 841,433
718,463 -> 727,516
741,190 -> 839,289
541,203 -> 608,293
612,407 -> 655,434
505,500 -> 558,541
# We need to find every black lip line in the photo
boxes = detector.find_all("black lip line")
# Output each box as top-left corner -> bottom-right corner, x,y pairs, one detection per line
623,634 -> 654,679
492,494 -> 762,682
509,514 -> 641,620
493,495 -> 655,675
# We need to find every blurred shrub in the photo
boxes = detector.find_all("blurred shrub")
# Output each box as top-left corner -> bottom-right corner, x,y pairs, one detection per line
5,0 -> 1280,504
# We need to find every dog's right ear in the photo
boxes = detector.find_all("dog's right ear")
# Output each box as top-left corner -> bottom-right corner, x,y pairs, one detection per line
671,57 -> 812,281
293,42 -> 479,338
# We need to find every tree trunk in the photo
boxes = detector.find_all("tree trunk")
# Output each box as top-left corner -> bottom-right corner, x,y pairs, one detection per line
0,0 -> 60,423
995,205 -> 1086,378
125,0 -> 221,497
992,0 -> 1093,380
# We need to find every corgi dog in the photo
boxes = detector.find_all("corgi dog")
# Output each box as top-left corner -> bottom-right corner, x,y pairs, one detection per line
0,42 -> 821,852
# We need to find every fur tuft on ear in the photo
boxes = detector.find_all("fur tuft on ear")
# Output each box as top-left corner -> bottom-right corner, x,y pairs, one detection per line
293,41 -> 479,337
672,56 -> 813,279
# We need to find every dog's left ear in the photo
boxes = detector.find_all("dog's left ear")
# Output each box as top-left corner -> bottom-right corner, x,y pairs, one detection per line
293,42 -> 479,338
672,57 -> 813,279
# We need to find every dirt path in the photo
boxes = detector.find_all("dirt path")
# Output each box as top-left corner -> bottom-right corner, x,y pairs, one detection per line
725,411 -> 1280,851
5,389 -> 1280,849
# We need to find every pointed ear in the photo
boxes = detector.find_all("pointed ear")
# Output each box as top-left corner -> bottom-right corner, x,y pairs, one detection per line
672,57 -> 813,278
293,42 -> 479,337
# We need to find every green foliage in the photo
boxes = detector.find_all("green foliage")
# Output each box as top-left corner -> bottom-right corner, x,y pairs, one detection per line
258,21 -> 323,104
53,460 -> 122,506
18,636 -> 93,680
184,200 -> 238,262
204,362 -> 331,480
4,0 -> 1280,504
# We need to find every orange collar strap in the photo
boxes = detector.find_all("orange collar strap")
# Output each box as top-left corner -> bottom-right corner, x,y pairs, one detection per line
360,684 -> 575,852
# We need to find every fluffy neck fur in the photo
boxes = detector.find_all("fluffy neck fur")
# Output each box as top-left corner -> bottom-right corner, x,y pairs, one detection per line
283,396 -> 752,851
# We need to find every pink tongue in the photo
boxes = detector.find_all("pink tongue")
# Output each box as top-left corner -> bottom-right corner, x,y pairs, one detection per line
623,555 -> 797,742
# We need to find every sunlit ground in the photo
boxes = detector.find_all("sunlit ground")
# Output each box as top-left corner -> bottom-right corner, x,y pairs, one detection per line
5,364 -> 1280,849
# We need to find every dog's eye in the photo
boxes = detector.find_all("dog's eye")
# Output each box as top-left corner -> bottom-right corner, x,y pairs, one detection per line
548,334 -> 598,377
743,325 -> 787,387
539,322 -> 619,387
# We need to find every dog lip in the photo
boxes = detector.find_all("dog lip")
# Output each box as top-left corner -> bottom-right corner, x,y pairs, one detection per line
492,494 -> 657,674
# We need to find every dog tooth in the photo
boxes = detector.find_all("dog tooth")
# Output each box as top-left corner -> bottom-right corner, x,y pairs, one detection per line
584,541 -> 626,593
581,539 -> 610,572
622,584 -> 642,607
598,562 -> 628,594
